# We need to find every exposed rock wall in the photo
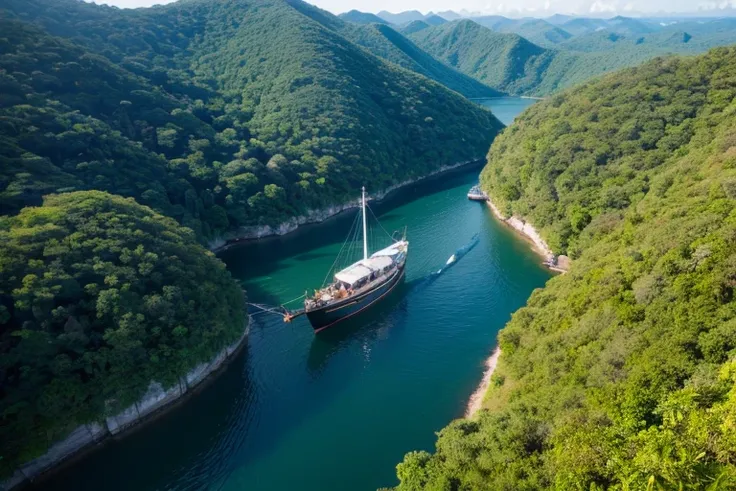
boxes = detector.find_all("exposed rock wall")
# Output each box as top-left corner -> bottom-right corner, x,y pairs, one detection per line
209,159 -> 482,251
2,327 -> 248,491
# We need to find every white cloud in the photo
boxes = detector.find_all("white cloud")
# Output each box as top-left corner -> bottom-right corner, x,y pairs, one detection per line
588,0 -> 617,12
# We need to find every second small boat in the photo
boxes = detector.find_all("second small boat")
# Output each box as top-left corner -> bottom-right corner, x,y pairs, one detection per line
467,184 -> 489,201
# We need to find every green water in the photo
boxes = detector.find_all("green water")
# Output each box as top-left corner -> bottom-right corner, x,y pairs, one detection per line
35,98 -> 547,491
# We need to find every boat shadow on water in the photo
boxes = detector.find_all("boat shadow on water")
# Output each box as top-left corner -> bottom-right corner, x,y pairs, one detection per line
305,280 -> 410,375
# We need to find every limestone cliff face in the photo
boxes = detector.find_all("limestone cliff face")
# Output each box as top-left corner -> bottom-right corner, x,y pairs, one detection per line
2,326 -> 249,491
209,159 -> 481,252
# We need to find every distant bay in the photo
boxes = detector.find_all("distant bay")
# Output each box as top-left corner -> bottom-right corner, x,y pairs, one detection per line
475,97 -> 538,126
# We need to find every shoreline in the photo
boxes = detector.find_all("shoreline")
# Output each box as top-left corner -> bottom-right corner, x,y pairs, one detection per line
2,321 -> 250,491
465,347 -> 501,417
485,198 -> 569,273
464,195 -> 570,419
209,158 -> 484,253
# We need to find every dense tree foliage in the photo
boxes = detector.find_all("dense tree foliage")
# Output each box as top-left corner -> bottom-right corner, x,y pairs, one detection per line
0,0 -> 505,477
394,47 -> 736,489
408,19 -> 736,96
0,191 -> 245,475
0,0 -> 502,235
278,1 -> 499,98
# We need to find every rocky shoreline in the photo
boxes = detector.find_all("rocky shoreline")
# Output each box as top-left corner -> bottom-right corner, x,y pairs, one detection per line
209,159 -> 483,253
464,193 -> 570,420
2,322 -> 250,491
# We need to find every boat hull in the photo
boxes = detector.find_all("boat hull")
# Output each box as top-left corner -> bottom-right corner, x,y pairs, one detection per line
306,266 -> 405,332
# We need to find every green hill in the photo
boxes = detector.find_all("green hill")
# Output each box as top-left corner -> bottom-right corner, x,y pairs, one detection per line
407,20 -> 556,95
394,46 -> 736,490
507,19 -> 573,47
471,16 -> 572,48
401,20 -> 430,35
338,9 -> 390,25
423,14 -> 447,26
283,2 -> 501,98
408,18 -> 736,96
0,191 -> 246,476
0,0 -> 502,231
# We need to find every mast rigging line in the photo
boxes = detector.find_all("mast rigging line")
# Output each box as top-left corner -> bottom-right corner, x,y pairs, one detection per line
321,209 -> 361,288
367,204 -> 396,241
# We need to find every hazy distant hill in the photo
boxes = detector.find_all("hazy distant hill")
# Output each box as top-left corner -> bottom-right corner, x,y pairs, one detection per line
338,9 -> 390,25
409,17 -> 736,95
376,10 -> 425,25
424,14 -> 447,26
401,19 -> 430,35
606,15 -> 657,34
509,19 -> 572,46
436,10 -> 462,21
560,17 -> 610,35
408,20 -> 556,95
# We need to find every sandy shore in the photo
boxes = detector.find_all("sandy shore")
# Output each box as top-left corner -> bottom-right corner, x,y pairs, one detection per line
465,347 -> 501,417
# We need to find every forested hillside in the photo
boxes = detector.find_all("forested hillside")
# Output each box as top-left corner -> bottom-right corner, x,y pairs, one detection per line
407,20 -> 557,95
0,0 -> 502,234
0,0 -> 503,477
283,1 -> 500,98
408,18 -> 736,96
0,191 -> 245,476
395,47 -> 736,489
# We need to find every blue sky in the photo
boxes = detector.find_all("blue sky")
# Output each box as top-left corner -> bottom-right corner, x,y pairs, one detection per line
90,0 -> 736,16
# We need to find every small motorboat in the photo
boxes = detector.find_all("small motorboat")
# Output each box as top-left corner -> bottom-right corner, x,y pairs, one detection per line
467,185 -> 488,201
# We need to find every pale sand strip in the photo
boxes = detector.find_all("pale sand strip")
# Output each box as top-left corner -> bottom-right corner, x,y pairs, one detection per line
465,347 -> 502,418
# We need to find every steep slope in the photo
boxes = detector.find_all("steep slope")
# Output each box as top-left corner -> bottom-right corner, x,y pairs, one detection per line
505,19 -> 573,47
401,20 -> 430,35
407,20 -> 557,95
0,0 -> 502,230
395,47 -> 736,490
0,191 -> 246,477
338,10 -> 390,25
285,1 -> 501,98
409,18 -> 736,96
424,14 -> 447,26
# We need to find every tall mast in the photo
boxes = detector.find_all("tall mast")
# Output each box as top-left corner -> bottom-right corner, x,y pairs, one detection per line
362,186 -> 368,261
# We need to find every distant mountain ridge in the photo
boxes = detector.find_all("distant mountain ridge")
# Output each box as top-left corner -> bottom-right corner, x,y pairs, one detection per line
338,10 -> 389,25
407,17 -> 736,95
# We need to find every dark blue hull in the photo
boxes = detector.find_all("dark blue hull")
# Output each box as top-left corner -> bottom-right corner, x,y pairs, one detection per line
306,266 -> 405,332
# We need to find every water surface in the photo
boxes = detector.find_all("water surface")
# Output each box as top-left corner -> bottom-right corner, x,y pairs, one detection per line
476,97 -> 538,125
36,98 -> 545,491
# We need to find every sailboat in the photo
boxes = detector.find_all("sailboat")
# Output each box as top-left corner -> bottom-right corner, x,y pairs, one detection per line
284,187 -> 409,333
